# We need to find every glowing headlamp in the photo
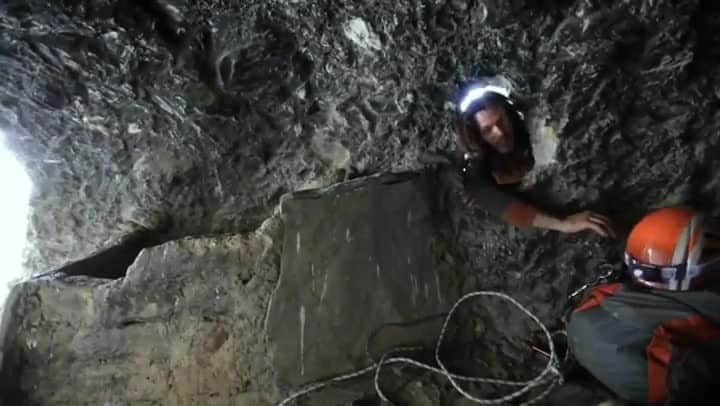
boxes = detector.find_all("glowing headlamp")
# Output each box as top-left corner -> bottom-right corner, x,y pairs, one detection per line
458,85 -> 511,113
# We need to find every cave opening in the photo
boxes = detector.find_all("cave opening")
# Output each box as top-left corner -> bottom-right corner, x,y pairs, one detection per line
0,129 -> 32,314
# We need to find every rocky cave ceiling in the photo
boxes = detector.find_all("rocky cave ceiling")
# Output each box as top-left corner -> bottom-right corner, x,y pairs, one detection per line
1,0 -> 720,405
0,0 -> 716,274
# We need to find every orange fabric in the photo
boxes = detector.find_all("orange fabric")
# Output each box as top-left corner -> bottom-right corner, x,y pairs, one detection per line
572,283 -> 623,314
646,315 -> 720,405
626,207 -> 695,265
501,200 -> 539,227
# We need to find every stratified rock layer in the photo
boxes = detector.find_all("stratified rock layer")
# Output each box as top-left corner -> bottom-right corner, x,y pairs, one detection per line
1,215 -> 282,406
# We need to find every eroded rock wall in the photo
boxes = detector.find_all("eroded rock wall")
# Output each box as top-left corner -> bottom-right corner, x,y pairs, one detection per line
1,214 -> 282,406
2,0 -> 720,405
2,0 -> 718,273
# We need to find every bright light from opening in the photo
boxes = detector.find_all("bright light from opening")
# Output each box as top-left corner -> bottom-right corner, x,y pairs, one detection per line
0,129 -> 32,315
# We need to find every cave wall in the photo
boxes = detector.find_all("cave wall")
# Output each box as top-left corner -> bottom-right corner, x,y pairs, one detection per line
0,173 -> 471,406
1,214 -> 282,406
1,0 -> 718,274
1,0 -> 720,405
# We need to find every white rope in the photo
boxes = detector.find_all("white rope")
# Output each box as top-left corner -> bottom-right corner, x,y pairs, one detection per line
277,291 -> 563,406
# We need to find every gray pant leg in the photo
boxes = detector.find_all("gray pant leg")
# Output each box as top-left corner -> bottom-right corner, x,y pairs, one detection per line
568,306 -> 651,404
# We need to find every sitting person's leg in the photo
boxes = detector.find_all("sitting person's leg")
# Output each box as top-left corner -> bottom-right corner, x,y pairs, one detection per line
568,305 -> 651,404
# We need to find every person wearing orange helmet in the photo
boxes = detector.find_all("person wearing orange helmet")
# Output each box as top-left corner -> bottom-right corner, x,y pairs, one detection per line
567,206 -> 720,405
455,80 -> 616,237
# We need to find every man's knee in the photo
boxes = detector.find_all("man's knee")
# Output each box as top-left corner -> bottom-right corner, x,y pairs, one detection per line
568,308 -> 649,404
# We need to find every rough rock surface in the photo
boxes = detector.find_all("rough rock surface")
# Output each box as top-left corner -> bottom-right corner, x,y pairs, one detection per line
1,213 -> 283,406
0,171 -> 611,406
266,173 -> 458,404
2,0 -> 717,273
2,0 -> 720,405
1,174 -> 469,406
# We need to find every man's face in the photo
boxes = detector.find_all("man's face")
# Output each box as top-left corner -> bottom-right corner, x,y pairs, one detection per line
473,104 -> 515,154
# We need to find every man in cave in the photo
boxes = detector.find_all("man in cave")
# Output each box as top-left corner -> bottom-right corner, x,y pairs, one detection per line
454,79 -> 616,237
566,206 -> 720,405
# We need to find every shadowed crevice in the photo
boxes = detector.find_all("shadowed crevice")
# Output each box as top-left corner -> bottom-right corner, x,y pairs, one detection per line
32,228 -> 173,280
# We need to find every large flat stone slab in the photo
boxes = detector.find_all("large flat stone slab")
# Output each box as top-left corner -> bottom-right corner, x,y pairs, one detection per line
267,173 -> 451,393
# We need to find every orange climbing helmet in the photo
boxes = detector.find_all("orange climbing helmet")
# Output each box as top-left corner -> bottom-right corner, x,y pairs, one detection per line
625,206 -> 720,291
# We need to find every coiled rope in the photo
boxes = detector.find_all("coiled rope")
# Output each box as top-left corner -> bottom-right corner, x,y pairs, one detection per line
278,291 -> 563,406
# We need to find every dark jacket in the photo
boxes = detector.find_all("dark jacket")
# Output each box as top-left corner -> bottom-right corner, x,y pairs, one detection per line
568,283 -> 720,405
458,101 -> 539,227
